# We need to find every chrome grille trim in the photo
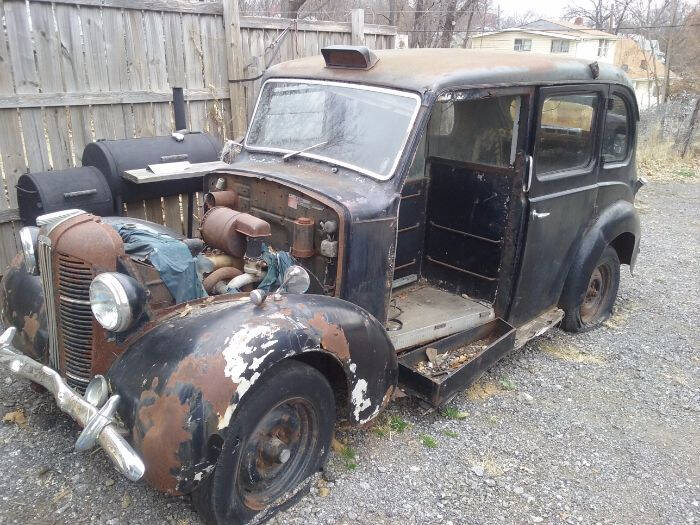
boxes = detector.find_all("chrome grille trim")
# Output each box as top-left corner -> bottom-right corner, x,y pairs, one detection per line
57,255 -> 94,391
37,236 -> 60,370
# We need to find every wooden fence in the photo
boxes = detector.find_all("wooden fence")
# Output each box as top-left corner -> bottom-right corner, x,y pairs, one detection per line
0,1 -> 396,271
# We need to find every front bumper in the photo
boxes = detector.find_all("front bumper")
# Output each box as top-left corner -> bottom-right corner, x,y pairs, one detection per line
0,327 -> 145,481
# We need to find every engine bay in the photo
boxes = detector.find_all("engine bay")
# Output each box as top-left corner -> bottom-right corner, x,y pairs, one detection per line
196,172 -> 343,298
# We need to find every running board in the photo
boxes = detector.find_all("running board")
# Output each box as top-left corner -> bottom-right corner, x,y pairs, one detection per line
513,307 -> 564,350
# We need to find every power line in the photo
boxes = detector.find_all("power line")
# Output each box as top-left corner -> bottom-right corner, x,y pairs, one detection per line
400,23 -> 700,32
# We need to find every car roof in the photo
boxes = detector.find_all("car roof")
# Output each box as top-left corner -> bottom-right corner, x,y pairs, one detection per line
264,48 -> 634,95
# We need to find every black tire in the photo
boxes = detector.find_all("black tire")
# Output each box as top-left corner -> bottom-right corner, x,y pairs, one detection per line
561,245 -> 620,333
192,360 -> 335,525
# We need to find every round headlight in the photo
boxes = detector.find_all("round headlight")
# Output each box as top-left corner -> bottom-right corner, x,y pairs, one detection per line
18,226 -> 39,275
89,273 -> 144,332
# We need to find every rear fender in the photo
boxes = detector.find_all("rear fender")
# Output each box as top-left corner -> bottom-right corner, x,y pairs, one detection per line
560,200 -> 640,306
107,293 -> 397,494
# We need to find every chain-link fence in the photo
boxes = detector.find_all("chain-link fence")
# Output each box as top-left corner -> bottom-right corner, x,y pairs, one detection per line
638,94 -> 700,158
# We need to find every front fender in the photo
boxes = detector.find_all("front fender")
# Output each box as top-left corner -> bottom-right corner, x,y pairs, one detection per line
107,293 -> 397,494
0,254 -> 48,363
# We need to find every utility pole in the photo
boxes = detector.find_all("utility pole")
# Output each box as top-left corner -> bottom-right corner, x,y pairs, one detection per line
662,0 -> 678,103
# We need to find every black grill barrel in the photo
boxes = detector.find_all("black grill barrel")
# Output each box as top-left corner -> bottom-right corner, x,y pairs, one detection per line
81,132 -> 221,204
172,87 -> 187,131
16,167 -> 115,226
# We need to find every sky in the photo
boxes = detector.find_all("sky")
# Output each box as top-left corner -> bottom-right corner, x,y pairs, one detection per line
491,0 -> 569,19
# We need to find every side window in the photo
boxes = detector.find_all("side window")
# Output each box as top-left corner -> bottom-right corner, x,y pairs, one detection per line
428,95 -> 522,168
536,93 -> 599,174
602,94 -> 630,163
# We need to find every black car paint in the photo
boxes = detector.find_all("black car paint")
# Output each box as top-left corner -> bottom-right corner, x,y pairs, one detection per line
106,293 -> 397,494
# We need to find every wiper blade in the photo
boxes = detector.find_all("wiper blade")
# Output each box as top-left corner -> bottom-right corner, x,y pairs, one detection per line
282,141 -> 328,162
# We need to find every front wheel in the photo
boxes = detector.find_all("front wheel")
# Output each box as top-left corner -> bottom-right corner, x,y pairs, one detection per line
192,360 -> 335,525
561,245 -> 620,333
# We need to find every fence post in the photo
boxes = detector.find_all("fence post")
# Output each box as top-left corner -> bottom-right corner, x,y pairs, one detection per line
351,9 -> 365,46
222,0 -> 247,139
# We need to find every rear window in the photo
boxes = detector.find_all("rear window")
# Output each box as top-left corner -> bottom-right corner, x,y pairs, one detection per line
602,94 -> 630,163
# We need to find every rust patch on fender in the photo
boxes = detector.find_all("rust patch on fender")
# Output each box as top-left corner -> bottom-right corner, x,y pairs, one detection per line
137,390 -> 191,493
308,312 -> 350,361
167,351 -> 237,423
135,351 -> 239,493
22,314 -> 39,342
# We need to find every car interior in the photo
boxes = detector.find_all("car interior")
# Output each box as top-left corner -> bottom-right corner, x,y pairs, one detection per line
388,93 -> 526,350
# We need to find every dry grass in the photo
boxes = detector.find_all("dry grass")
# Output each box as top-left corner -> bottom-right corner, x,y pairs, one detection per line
539,340 -> 605,365
637,141 -> 700,182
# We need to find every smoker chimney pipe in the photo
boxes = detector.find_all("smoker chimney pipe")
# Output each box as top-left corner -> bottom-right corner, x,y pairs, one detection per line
172,87 -> 187,131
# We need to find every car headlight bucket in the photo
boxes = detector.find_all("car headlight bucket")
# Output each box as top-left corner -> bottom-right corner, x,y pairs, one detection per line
89,273 -> 144,332
18,226 -> 39,275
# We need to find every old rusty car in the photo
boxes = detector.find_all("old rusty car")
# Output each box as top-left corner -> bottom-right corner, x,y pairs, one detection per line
0,47 -> 643,523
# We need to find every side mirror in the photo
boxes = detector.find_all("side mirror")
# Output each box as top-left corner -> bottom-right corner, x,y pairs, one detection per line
279,265 -> 311,295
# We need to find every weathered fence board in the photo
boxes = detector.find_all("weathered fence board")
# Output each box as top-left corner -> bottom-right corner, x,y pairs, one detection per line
0,1 -> 396,271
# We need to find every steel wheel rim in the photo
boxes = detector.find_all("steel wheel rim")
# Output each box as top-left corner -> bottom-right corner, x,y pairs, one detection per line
237,397 -> 318,511
580,264 -> 610,324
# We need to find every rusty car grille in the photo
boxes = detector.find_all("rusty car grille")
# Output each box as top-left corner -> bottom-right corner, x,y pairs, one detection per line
57,255 -> 94,392
37,237 -> 60,370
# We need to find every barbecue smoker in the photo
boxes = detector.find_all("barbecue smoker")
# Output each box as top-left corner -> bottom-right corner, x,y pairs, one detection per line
0,46 -> 643,524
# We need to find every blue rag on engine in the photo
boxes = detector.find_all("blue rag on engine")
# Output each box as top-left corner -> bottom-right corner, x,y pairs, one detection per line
109,221 -> 207,303
257,247 -> 296,292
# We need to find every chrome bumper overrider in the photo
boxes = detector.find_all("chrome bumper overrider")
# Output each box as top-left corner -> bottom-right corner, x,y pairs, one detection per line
0,327 -> 145,481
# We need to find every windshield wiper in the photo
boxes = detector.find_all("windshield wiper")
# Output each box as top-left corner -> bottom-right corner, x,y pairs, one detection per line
282,141 -> 328,162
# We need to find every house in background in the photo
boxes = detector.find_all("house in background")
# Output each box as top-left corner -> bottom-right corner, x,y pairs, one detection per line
614,37 -> 676,109
470,18 -> 619,64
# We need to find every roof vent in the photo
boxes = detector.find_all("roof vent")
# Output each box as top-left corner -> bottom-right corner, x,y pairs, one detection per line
589,61 -> 600,79
321,45 -> 379,70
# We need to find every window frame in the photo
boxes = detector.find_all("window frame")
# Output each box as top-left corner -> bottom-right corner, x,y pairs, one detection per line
514,38 -> 532,52
602,90 -> 635,168
426,87 -> 531,170
533,86 -> 605,181
244,78 -> 422,181
550,39 -> 570,53
597,39 -> 609,57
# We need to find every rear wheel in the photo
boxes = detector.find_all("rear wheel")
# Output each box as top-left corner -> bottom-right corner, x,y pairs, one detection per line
192,360 -> 335,525
561,246 -> 620,333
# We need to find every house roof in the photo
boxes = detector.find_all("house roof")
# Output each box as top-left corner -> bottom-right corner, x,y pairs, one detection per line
265,48 -> 633,94
474,18 -> 619,41
614,38 -> 677,81
522,18 -> 619,38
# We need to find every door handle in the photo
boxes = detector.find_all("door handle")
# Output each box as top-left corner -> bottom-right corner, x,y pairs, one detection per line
531,210 -> 550,219
523,155 -> 534,193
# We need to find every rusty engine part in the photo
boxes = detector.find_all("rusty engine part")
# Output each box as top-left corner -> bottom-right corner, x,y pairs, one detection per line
291,217 -> 315,258
203,190 -> 238,211
203,266 -> 243,294
204,253 -> 242,271
199,206 -> 271,258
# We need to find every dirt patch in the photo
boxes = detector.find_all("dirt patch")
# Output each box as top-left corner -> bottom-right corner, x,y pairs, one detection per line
465,379 -> 505,400
538,340 -> 605,364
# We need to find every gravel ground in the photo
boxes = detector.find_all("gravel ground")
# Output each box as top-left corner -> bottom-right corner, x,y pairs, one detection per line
0,181 -> 697,525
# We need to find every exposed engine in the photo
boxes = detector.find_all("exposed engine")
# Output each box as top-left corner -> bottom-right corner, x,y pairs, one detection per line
197,173 -> 342,297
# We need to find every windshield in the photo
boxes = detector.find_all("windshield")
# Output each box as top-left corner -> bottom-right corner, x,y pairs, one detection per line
245,79 -> 421,180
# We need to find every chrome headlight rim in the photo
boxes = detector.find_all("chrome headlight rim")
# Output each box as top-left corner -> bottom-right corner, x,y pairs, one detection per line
89,273 -> 141,332
18,226 -> 39,275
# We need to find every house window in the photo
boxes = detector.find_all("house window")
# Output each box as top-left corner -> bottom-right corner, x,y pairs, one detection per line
597,39 -> 609,57
514,38 -> 532,51
550,39 -> 570,53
